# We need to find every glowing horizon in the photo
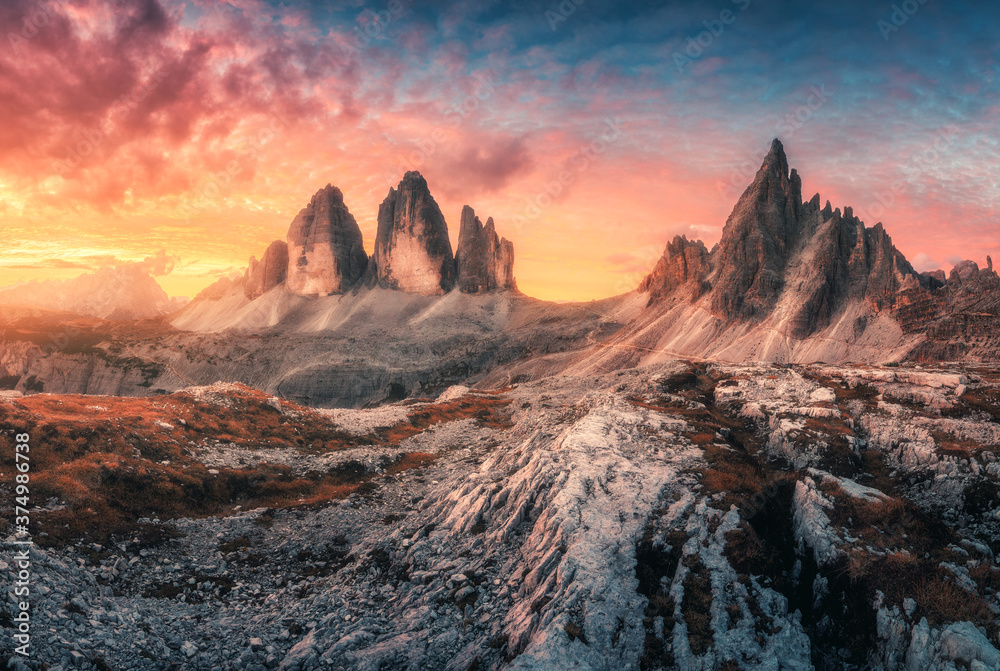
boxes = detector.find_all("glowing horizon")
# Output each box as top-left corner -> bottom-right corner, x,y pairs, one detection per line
1,0 -> 997,303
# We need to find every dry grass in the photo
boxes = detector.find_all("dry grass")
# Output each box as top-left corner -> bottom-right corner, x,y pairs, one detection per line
698,444 -> 795,515
378,396 -> 512,444
820,479 -> 958,561
0,386 -> 476,546
681,556 -> 714,656
830,546 -> 998,640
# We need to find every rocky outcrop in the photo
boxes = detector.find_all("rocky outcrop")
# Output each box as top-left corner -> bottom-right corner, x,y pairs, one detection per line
244,240 -> 289,300
365,172 -> 456,294
638,235 -> 710,303
920,270 -> 947,290
455,206 -> 516,293
640,139 -> 934,339
710,138 -> 804,320
285,185 -> 368,296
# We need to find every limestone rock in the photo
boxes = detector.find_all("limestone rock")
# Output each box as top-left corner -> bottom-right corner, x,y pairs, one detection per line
920,270 -> 947,289
285,185 -> 368,296
645,140 -> 926,339
455,206 -> 516,293
710,138 -> 804,320
638,235 -> 710,303
244,240 -> 289,300
365,172 -> 456,294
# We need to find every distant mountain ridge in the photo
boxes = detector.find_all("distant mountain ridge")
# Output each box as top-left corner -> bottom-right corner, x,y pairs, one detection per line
4,140 -> 1000,405
0,265 -> 188,320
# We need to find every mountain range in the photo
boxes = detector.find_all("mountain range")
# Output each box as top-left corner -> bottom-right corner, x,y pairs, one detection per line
2,140 -> 999,403
5,141 -> 1000,671
175,138 -> 1000,366
0,264 -> 189,320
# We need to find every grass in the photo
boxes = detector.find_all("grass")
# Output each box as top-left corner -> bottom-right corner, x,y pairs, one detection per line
0,385 -> 486,546
817,476 -> 998,641
681,555 -> 714,656
636,525 -> 686,670
376,396 -> 513,444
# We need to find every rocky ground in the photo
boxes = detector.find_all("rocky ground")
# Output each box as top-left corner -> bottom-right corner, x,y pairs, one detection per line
2,362 -> 1000,670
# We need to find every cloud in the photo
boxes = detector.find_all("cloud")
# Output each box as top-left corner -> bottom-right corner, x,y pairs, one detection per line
129,250 -> 178,276
434,135 -> 535,199
0,259 -> 94,271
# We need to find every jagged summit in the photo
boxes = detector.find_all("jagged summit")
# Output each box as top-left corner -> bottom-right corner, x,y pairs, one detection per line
710,137 -> 804,320
637,235 -> 710,303
763,137 -> 789,174
631,138 -> 1000,360
193,172 -> 519,311
244,240 -> 289,300
364,172 -> 457,294
455,205 -> 516,293
285,184 -> 368,296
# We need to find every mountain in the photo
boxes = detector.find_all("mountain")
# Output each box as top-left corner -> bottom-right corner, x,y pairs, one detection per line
595,138 -> 1000,365
643,139 -> 929,333
455,205 -> 516,293
0,265 -> 188,320
285,184 -> 368,296
364,171 -> 457,294
7,142 -> 1000,671
244,240 -> 289,300
5,140 -> 1000,404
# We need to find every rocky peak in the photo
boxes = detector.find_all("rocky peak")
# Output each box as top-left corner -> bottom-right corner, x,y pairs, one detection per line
947,258 -> 1000,295
244,240 -> 289,300
365,172 -> 456,294
638,235 -> 710,304
285,184 -> 368,296
710,138 -> 804,320
455,206 -> 516,293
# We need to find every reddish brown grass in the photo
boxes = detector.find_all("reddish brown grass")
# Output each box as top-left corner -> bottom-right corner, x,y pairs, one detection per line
0,385 -> 490,546
379,397 -> 512,444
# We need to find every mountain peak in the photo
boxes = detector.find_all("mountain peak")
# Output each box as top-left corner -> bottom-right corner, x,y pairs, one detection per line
365,174 -> 456,294
285,183 -> 368,296
759,138 -> 790,183
709,139 -> 803,320
455,205 -> 516,294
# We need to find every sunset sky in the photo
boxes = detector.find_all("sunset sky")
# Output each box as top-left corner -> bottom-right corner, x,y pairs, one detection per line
0,0 -> 997,301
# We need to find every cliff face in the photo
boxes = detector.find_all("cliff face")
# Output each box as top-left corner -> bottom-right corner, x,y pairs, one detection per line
244,240 -> 289,300
455,205 -> 516,293
285,184 -> 368,296
365,172 -> 457,295
637,235 -> 710,304
640,139 -> 939,340
710,139 -> 804,320
232,175 -> 517,303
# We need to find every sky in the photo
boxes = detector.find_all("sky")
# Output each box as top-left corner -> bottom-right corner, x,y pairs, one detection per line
0,0 -> 997,301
